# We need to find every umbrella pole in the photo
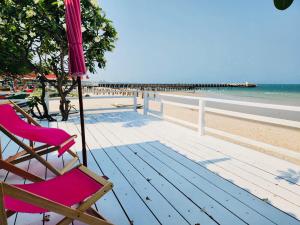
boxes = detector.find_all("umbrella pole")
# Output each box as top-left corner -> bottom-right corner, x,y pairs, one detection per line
77,77 -> 87,166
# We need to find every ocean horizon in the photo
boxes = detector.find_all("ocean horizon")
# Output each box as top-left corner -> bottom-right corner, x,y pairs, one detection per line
195,84 -> 300,106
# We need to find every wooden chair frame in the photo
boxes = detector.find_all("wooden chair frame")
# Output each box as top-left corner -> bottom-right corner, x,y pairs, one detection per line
0,101 -> 79,182
0,165 -> 114,225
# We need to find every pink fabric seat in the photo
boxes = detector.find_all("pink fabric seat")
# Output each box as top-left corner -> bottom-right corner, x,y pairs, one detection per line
4,168 -> 103,213
0,104 -> 75,156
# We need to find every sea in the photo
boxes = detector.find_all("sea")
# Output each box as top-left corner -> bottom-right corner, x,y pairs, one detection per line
169,84 -> 300,121
195,84 -> 300,106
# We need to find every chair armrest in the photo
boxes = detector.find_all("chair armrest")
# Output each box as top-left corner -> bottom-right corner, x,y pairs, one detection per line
78,165 -> 113,187
59,135 -> 77,149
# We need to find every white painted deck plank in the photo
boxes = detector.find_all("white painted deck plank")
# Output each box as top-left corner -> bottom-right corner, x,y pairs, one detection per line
97,145 -> 190,225
84,118 -> 217,225
99,111 -> 298,224
148,140 -> 300,225
89,110 -> 300,223
156,118 -> 300,192
138,121 -> 300,206
167,131 -> 300,195
203,135 -> 300,184
3,110 -> 300,225
150,113 -> 300,185
144,111 -> 300,188
92,112 -> 298,225
133,121 -> 300,219
90,114 -> 249,225
70,117 -> 160,225
98,110 -> 300,195
62,119 -> 131,225
104,111 -> 300,220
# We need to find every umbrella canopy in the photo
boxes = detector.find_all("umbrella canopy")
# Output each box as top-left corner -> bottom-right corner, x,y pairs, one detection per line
65,0 -> 86,75
64,0 -> 88,166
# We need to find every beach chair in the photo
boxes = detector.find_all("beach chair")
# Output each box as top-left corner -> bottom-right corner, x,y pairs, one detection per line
0,165 -> 114,225
0,101 -> 79,182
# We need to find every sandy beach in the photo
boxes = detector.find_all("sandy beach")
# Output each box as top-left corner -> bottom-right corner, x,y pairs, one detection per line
49,91 -> 300,164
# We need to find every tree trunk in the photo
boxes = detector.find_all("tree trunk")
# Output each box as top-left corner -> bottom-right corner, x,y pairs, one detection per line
38,75 -> 55,121
59,95 -> 70,121
56,75 -> 78,121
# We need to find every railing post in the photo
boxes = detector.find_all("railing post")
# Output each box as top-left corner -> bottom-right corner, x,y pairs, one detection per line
160,102 -> 164,118
198,98 -> 205,135
143,91 -> 149,115
159,95 -> 164,118
133,91 -> 137,112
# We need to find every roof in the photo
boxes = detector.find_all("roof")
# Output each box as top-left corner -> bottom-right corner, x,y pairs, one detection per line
22,74 -> 72,81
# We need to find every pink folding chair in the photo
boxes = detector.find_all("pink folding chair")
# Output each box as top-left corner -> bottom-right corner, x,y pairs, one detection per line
0,165 -> 113,225
0,101 -> 79,182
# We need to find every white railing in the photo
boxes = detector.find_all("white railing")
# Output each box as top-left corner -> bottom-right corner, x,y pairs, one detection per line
143,92 -> 300,135
143,91 -> 300,159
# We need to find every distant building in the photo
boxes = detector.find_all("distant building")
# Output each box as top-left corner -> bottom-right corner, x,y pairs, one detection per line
0,73 -> 72,92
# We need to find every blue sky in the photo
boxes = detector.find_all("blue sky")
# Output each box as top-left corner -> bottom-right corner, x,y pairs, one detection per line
90,0 -> 300,84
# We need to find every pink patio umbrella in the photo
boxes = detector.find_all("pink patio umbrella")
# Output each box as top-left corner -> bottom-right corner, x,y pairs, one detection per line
64,0 -> 88,166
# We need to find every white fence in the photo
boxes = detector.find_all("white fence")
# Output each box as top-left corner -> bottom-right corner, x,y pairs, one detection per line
143,92 -> 300,135
143,92 -> 300,159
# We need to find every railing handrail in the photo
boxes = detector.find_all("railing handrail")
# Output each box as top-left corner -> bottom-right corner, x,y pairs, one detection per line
144,91 -> 300,137
158,93 -> 300,112
202,97 -> 300,112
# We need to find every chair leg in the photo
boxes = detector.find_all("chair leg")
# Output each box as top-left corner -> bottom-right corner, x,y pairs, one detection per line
86,207 -> 107,220
59,156 -> 79,174
56,211 -> 112,225
0,160 -> 43,182
0,184 -> 8,225
29,152 -> 62,176
57,187 -> 113,225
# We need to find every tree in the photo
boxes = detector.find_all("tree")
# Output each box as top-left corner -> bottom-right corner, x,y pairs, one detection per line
0,25 -> 34,80
0,40 -> 33,76
274,0 -> 294,10
0,0 -> 117,120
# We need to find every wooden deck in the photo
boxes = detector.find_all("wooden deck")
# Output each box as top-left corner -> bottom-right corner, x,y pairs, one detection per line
1,110 -> 300,225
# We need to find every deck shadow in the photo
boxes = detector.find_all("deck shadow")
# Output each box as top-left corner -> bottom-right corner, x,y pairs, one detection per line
275,168 -> 300,184
68,111 -> 160,128
86,140 -> 300,224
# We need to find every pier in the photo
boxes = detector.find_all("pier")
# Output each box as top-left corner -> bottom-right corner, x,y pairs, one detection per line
84,82 -> 256,91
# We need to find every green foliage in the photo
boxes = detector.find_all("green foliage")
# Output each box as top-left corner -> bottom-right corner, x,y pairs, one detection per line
0,27 -> 34,75
273,0 -> 294,10
0,0 -> 117,120
0,0 -> 117,75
